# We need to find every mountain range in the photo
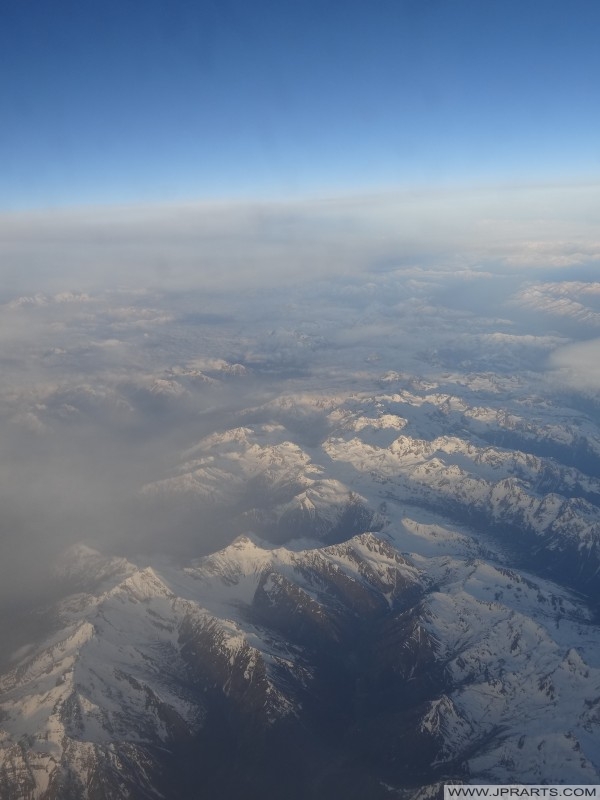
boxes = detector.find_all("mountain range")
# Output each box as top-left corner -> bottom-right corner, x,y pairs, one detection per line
2,373 -> 600,799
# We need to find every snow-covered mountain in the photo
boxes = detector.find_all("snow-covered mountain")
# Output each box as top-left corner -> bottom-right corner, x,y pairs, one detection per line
141,386 -> 600,594
2,269 -> 600,799
2,522 -> 599,799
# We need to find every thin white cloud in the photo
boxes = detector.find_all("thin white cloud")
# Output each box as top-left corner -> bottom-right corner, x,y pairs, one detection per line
1,182 -> 599,297
548,338 -> 600,390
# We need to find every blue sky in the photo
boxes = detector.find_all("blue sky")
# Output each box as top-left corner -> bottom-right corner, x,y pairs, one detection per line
2,0 -> 600,210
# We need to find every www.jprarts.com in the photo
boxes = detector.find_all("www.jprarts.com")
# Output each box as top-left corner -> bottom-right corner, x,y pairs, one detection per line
445,787 -> 599,799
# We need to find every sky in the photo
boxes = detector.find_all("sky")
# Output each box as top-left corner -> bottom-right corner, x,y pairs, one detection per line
2,0 -> 600,210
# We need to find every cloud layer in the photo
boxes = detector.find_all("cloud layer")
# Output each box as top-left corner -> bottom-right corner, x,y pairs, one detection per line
0,183 -> 599,608
1,182 -> 599,296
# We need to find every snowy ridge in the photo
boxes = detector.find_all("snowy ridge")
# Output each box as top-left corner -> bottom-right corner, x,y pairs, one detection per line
139,388 -> 600,589
0,532 -> 426,798
513,282 -> 600,326
3,378 -> 600,796
143,425 -> 316,503
413,554 -> 600,782
3,525 -> 600,795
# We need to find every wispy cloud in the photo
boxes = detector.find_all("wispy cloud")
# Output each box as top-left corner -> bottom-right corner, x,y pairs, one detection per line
1,183 -> 599,297
548,338 -> 600,390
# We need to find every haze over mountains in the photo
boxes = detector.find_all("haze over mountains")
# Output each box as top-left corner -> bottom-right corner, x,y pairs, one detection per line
2,0 -> 600,793
1,194 -> 600,797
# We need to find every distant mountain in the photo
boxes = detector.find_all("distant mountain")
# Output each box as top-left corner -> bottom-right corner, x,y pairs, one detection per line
141,387 -> 600,595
